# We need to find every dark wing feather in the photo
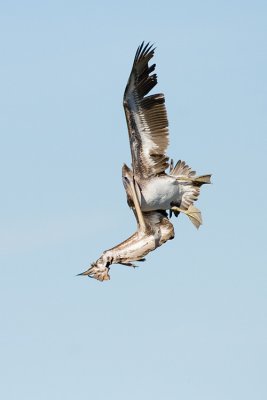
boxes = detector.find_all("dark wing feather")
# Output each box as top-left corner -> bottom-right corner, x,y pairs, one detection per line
123,42 -> 170,178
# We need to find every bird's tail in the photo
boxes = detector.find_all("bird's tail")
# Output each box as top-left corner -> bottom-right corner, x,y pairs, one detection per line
170,160 -> 211,228
170,160 -> 211,186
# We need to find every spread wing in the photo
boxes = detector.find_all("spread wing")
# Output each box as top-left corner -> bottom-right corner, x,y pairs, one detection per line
123,42 -> 170,179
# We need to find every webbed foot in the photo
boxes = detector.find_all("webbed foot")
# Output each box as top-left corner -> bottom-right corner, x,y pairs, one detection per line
171,204 -> 202,229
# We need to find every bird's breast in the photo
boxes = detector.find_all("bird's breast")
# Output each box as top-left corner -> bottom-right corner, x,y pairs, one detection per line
140,176 -> 180,211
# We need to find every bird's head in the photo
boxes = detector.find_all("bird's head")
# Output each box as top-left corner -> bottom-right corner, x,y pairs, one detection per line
78,254 -> 111,281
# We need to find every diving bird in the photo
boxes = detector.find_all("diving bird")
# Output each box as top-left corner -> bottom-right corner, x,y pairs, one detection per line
123,42 -> 211,228
79,42 -> 211,281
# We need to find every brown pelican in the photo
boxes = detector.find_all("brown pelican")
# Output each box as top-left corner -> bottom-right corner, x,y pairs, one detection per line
123,42 -> 211,228
79,165 -> 174,281
79,42 -> 211,281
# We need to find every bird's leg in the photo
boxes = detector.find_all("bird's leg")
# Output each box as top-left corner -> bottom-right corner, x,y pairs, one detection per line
171,205 -> 202,229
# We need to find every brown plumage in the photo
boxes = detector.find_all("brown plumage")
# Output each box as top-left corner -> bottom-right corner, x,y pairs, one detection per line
79,42 -> 211,281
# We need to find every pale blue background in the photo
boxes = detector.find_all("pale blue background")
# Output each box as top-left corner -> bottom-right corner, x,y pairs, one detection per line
1,1 -> 266,399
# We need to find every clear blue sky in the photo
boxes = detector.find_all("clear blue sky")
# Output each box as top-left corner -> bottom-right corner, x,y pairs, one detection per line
1,1 -> 266,399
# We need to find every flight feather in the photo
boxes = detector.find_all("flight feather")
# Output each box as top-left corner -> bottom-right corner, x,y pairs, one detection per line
123,42 -> 169,178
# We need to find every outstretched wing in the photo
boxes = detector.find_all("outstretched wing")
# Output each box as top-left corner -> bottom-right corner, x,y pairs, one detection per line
123,42 -> 170,179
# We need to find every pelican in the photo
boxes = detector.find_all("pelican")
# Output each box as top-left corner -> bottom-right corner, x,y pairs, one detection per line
79,42 -> 211,281
123,42 -> 211,228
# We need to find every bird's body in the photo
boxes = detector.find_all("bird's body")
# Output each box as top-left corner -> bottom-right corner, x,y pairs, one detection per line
80,42 -> 211,281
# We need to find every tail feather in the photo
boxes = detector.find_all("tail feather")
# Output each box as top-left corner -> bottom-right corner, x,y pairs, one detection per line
170,160 -> 211,186
192,174 -> 212,186
169,160 -> 211,218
